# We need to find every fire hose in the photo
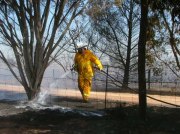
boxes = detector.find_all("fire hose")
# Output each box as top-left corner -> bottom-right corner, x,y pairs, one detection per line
71,65 -> 180,107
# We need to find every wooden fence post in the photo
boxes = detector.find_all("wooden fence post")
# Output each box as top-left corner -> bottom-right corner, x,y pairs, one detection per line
105,65 -> 108,109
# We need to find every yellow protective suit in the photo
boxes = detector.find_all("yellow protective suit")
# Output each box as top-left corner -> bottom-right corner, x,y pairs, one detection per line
74,49 -> 103,102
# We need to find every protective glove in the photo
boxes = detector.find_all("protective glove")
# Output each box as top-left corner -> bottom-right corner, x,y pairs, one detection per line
97,65 -> 103,71
70,64 -> 77,71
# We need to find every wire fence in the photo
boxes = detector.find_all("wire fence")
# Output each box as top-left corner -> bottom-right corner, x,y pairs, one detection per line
0,66 -> 180,110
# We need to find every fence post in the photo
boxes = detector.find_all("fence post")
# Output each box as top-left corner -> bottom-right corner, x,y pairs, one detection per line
105,65 -> 108,109
53,69 -> 55,78
148,69 -> 151,90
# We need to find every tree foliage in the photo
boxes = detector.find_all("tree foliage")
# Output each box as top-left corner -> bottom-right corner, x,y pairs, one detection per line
87,0 -> 140,88
148,0 -> 180,75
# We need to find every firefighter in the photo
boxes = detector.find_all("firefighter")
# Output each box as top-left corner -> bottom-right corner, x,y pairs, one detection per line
73,44 -> 103,102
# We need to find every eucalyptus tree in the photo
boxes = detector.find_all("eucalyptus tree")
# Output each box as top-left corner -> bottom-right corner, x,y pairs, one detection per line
148,0 -> 180,77
87,0 -> 140,89
0,0 -> 86,100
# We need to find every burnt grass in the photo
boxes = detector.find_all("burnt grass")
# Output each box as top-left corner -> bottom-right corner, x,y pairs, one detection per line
0,105 -> 180,134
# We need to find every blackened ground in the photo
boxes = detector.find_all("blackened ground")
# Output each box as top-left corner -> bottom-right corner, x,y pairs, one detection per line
0,102 -> 180,134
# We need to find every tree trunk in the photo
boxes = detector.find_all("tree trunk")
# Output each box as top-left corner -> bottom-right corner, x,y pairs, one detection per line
122,0 -> 133,89
138,0 -> 148,120
26,87 -> 40,100
23,74 -> 43,100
